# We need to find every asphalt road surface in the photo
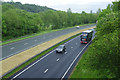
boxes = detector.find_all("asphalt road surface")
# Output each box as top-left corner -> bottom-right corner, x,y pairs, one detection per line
2,24 -> 96,60
10,29 -> 95,79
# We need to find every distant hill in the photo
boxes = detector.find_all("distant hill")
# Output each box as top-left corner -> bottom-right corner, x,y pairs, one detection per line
2,2 -> 56,13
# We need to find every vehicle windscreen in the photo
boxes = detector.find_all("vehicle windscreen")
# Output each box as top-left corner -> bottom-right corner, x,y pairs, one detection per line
81,34 -> 87,38
81,36 -> 87,38
58,46 -> 63,49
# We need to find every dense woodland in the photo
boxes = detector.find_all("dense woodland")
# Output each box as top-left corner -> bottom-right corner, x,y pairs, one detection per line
93,2 -> 119,77
2,2 -> 97,41
71,1 -> 119,78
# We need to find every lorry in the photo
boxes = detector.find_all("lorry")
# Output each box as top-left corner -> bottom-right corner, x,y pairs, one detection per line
80,30 -> 93,44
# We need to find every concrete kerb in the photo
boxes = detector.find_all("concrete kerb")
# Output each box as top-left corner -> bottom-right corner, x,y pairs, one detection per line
1,32 -> 82,79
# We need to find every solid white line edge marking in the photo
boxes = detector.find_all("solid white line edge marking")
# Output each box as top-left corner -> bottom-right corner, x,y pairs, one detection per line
61,39 -> 93,80
11,50 -> 55,80
11,35 -> 80,79
1,35 -> 80,60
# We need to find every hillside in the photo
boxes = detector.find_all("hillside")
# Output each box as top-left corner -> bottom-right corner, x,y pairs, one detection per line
2,2 -> 56,13
2,2 -> 97,41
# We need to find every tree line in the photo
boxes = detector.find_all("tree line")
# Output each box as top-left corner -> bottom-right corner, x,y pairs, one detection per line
75,1 -> 119,78
2,3 -> 97,41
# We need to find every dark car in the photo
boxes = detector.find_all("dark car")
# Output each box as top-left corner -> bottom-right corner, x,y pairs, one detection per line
56,45 -> 66,53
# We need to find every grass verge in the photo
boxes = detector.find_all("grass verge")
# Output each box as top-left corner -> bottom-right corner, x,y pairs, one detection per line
1,23 -> 95,46
69,44 -> 99,78
1,32 -> 82,79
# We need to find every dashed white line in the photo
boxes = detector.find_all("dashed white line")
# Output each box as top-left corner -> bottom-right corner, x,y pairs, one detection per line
34,40 -> 37,41
24,43 -> 28,45
11,33 -> 80,79
56,58 -> 60,61
44,69 -> 48,73
10,47 -> 15,49
65,52 -> 67,54
76,43 -> 77,45
11,50 -> 55,79
61,40 -> 92,80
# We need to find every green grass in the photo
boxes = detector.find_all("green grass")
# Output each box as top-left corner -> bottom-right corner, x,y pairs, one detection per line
1,32 -> 82,79
1,23 -> 95,46
70,46 -> 100,78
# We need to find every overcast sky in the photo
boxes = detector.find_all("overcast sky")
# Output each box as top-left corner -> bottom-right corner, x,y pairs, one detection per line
4,0 -> 116,13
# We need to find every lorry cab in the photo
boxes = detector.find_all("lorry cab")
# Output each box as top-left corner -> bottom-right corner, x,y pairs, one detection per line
80,30 -> 93,44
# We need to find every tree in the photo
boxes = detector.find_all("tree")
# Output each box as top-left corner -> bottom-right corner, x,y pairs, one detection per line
83,1 -> 120,78
90,10 -> 93,14
97,8 -> 101,14
2,3 -> 97,41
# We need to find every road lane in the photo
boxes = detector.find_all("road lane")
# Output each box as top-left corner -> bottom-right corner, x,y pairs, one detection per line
2,24 -> 96,60
10,30 -> 95,79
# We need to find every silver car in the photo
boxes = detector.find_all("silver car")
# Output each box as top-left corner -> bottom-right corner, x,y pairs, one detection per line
56,45 -> 66,53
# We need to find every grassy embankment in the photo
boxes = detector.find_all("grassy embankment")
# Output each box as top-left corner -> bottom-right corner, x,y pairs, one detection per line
70,44 -> 100,78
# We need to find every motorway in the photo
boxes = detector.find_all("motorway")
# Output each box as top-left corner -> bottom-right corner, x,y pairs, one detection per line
2,24 -> 96,60
10,29 -> 95,79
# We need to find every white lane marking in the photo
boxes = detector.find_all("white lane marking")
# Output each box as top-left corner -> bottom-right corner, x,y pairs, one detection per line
1,34 -> 80,61
44,69 -> 48,73
1,43 -> 38,61
71,47 -> 73,49
65,52 -> 67,54
34,40 -> 37,41
2,27 -> 94,47
10,47 -> 15,49
56,58 -> 60,61
1,33 -> 79,60
2,36 -> 34,47
24,43 -> 28,45
76,43 -> 77,45
61,40 -> 92,80
11,50 -> 55,79
64,36 -> 80,45
11,34 -> 81,79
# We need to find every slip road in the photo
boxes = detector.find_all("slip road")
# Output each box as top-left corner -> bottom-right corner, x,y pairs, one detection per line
1,24 -> 96,60
10,30 -> 95,79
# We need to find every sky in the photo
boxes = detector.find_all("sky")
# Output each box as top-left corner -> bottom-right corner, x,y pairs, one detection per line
3,0 -> 116,13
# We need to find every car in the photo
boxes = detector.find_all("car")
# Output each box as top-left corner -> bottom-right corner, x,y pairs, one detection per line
76,26 -> 80,29
56,45 -> 66,53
